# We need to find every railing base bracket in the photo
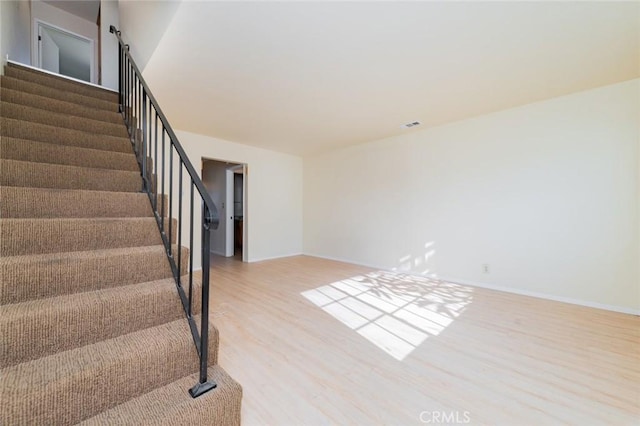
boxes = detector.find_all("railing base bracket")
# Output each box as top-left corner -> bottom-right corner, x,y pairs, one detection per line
189,381 -> 217,398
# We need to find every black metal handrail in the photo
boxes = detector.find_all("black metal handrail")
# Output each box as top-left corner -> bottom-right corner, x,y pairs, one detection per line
110,25 -> 219,398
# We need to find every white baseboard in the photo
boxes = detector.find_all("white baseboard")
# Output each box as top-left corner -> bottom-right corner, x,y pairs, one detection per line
437,275 -> 639,316
247,252 -> 304,263
303,253 -> 639,316
303,252 -> 389,270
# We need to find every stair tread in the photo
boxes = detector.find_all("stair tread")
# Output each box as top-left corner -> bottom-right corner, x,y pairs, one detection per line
0,244 -> 173,266
0,158 -> 139,175
0,137 -> 138,171
1,117 -> 132,153
0,275 -> 203,367
0,244 -> 186,304
81,366 -> 242,426
0,186 -> 152,218
0,158 -> 142,192
0,75 -> 118,112
6,63 -> 119,103
0,216 -> 173,257
1,101 -> 128,138
0,86 -> 123,124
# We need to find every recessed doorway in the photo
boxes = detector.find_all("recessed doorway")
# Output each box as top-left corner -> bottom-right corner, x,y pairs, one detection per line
202,158 -> 247,262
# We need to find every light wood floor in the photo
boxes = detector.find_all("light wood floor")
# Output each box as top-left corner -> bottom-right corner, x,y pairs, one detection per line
207,255 -> 639,425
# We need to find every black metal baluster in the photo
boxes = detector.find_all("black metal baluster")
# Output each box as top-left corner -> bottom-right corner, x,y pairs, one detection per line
161,127 -> 166,231
148,98 -> 152,193
127,57 -> 133,128
188,182 -> 194,317
141,91 -> 147,192
168,145 -> 174,260
124,55 -> 128,124
178,161 -> 183,283
154,112 -> 159,211
134,76 -> 138,150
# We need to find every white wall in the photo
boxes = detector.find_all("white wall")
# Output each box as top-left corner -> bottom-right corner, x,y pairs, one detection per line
30,0 -> 98,83
174,130 -> 303,267
100,0 -> 119,90
0,0 -> 31,71
202,160 -> 228,256
304,79 -> 640,313
118,0 -> 180,72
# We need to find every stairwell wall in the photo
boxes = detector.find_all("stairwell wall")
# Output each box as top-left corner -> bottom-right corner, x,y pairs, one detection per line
99,0 -> 119,90
0,0 -> 31,71
304,79 -> 640,313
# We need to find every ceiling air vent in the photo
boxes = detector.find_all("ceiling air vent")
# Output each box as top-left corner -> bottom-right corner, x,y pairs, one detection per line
401,121 -> 421,129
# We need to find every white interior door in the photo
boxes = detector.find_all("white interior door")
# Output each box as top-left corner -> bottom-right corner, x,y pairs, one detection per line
39,27 -> 60,74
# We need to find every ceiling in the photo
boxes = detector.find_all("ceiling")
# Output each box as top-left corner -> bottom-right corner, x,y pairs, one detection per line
43,0 -> 100,23
139,1 -> 640,157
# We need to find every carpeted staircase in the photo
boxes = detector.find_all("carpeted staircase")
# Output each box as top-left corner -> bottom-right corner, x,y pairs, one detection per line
0,63 -> 242,425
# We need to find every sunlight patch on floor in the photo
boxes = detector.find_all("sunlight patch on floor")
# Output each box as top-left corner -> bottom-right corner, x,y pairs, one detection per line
302,271 -> 473,361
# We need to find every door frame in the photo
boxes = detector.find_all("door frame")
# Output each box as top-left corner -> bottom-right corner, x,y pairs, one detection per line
201,157 -> 248,262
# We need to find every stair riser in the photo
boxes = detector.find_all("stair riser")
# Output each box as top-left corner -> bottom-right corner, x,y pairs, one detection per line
0,319 -> 218,426
1,118 -> 132,153
1,159 -> 142,192
5,64 -> 119,103
0,246 -> 188,304
1,87 -> 124,124
0,218 -> 177,257
0,76 -> 118,112
0,278 -> 204,367
2,102 -> 129,138
0,138 -> 139,172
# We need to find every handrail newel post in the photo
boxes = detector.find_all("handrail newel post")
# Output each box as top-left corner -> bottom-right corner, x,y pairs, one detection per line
188,206 -> 217,398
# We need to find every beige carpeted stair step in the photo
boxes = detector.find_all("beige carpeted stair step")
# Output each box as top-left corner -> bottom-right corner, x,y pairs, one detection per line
1,117 -> 131,153
81,366 -> 242,426
0,317 -> 218,426
1,87 -> 123,124
0,245 -> 187,304
0,61 -> 241,425
0,276 -> 203,367
0,76 -> 118,112
6,63 -> 119,103
1,187 -> 152,218
0,138 -> 139,171
0,217 -> 176,256
1,102 -> 128,138
0,159 -> 141,192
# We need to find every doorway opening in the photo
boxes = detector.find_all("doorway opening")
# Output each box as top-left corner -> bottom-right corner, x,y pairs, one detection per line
201,158 -> 247,262
37,21 -> 94,83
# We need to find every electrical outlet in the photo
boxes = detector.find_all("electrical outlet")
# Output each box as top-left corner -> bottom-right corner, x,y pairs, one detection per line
482,264 -> 490,274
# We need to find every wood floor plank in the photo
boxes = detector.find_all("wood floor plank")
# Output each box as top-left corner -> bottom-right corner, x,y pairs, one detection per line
207,255 -> 640,425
